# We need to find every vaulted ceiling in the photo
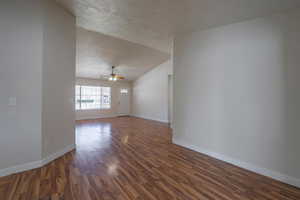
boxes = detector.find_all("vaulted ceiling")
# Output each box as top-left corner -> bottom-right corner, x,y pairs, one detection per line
76,28 -> 169,80
57,0 -> 300,80
57,0 -> 183,53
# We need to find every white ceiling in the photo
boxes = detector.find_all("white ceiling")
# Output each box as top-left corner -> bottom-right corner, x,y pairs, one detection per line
57,0 -> 183,53
57,0 -> 300,80
58,0 -> 300,53
76,27 -> 169,80
182,0 -> 300,35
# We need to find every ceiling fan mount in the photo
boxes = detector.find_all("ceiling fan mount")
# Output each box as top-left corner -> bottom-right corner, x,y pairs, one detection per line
108,66 -> 125,81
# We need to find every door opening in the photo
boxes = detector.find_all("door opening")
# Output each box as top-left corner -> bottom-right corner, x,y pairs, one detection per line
168,75 -> 173,128
118,88 -> 130,116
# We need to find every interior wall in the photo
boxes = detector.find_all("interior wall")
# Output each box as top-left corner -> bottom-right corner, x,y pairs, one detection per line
132,60 -> 173,123
0,0 -> 44,170
0,0 -> 76,175
42,0 -> 76,158
173,9 -> 300,186
76,78 -> 132,120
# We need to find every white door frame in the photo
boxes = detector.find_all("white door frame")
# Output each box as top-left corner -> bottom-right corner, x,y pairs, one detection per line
118,88 -> 130,116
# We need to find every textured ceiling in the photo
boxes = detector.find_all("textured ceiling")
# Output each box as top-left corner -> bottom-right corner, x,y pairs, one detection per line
57,0 -> 183,53
58,0 -> 300,53
182,0 -> 300,34
57,0 -> 300,80
76,28 -> 169,80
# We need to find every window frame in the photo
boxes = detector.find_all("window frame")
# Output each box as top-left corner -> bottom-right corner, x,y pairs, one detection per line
76,85 -> 111,111
120,88 -> 129,94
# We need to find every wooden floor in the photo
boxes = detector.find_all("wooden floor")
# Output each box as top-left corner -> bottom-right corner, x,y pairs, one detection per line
1,117 -> 300,200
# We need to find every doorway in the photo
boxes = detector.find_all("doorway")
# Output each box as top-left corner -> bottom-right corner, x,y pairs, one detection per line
168,75 -> 173,127
118,88 -> 130,116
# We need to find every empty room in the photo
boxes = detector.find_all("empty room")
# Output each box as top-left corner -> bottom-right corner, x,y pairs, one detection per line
1,0 -> 300,199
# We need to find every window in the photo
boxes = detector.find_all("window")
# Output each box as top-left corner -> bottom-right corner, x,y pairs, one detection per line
120,88 -> 128,94
76,85 -> 111,110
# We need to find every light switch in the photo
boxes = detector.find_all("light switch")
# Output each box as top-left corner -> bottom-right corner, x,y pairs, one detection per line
8,97 -> 17,106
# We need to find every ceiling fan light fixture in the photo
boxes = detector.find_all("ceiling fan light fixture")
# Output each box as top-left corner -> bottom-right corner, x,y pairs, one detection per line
107,66 -> 125,81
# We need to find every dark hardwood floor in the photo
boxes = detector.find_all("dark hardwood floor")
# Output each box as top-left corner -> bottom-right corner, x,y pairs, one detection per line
0,117 -> 300,200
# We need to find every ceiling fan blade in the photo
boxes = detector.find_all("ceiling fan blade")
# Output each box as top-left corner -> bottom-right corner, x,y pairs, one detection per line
116,75 -> 125,80
101,75 -> 110,79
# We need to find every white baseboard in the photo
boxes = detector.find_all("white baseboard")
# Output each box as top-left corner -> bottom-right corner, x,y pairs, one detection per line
41,144 -> 75,166
76,114 -> 117,121
131,114 -> 169,123
173,138 -> 300,188
0,160 -> 43,178
0,144 -> 75,177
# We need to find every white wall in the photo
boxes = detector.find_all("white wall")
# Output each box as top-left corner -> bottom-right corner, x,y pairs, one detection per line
0,0 -> 44,170
132,60 -> 173,123
173,9 -> 300,187
76,78 -> 132,120
42,0 -> 76,158
0,0 -> 76,176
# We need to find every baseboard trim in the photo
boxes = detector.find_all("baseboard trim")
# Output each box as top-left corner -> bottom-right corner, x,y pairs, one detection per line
131,115 -> 169,123
0,160 -> 43,178
76,114 -> 117,121
173,138 -> 300,188
0,144 -> 75,177
42,144 -> 76,166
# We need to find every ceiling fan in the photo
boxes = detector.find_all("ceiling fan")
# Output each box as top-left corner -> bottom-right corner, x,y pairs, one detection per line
106,66 -> 125,81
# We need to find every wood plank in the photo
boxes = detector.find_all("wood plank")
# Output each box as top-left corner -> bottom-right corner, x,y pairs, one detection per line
0,117 -> 299,199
